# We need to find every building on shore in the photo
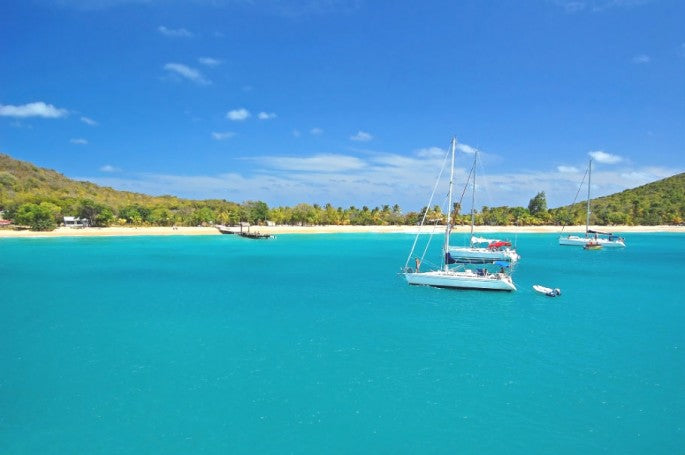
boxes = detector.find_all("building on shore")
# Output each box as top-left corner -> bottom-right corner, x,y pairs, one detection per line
63,216 -> 89,228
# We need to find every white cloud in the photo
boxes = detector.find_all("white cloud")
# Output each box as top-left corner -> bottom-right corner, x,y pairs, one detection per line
593,0 -> 652,11
350,130 -> 373,142
9,121 -> 32,129
559,1 -> 586,13
619,167 -> 675,183
416,147 -> 447,158
212,131 -> 236,140
557,165 -> 579,173
198,57 -> 221,67
158,26 -> 193,38
227,108 -> 250,121
555,0 -> 651,13
292,129 -> 301,138
80,116 -> 98,126
70,138 -> 88,145
0,101 -> 68,118
456,143 -> 478,155
257,112 -> 277,120
252,154 -> 366,172
259,0 -> 362,17
79,149 -> 681,211
100,164 -> 120,173
589,150 -> 623,164
42,0 -> 145,10
632,54 -> 650,64
163,63 -> 210,85
310,128 -> 323,135
370,153 -> 435,169
416,143 -> 478,158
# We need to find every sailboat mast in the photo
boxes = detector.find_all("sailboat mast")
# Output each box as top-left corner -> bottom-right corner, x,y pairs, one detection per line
469,150 -> 477,245
586,158 -> 592,235
443,137 -> 456,271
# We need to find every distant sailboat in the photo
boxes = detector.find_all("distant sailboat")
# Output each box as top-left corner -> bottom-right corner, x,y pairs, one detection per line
448,149 -> 520,264
559,158 -> 626,248
402,137 -> 516,292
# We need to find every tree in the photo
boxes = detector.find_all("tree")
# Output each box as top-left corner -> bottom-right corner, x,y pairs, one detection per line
0,171 -> 17,192
94,207 -> 115,226
243,200 -> 269,224
321,203 -> 341,225
528,192 -> 548,216
14,202 -> 60,231
119,205 -> 145,225
149,207 -> 173,226
606,211 -> 628,225
191,207 -> 215,226
292,203 -> 317,225
268,206 -> 291,225
78,199 -> 114,227
78,199 -> 99,225
551,207 -> 573,226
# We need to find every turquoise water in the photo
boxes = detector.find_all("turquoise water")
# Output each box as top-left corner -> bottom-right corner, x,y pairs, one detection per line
1,233 -> 683,454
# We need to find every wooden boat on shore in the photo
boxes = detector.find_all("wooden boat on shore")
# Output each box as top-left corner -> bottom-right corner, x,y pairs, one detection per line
216,225 -> 236,234
216,224 -> 272,239
238,231 -> 273,239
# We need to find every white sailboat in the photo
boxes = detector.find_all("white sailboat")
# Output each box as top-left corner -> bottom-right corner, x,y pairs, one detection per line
559,158 -> 626,248
402,137 -> 517,292
448,149 -> 520,264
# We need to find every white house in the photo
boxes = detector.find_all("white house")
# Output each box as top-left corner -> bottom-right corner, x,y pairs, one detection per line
63,216 -> 89,228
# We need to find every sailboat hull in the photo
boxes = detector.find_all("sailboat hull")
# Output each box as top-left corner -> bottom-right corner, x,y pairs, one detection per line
402,137 -> 517,293
448,246 -> 520,263
404,270 -> 516,291
559,235 -> 625,248
559,158 -> 627,248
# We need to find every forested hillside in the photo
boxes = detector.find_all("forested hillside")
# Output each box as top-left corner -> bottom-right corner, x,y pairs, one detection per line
550,173 -> 685,226
1,153 -> 683,230
0,153 -> 243,229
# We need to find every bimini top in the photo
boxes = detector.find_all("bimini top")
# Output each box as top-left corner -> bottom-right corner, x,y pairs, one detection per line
588,229 -> 613,235
488,240 -> 512,249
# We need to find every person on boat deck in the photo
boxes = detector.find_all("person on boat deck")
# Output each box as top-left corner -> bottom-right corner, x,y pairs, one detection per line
415,258 -> 421,272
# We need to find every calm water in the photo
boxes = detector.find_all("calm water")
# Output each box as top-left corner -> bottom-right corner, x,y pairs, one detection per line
1,233 -> 683,454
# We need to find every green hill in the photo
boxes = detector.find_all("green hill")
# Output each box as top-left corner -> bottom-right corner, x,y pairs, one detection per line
0,153 -> 243,229
551,173 -> 685,226
0,153 -> 184,209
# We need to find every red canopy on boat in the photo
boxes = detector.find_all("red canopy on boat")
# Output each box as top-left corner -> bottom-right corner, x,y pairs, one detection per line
488,240 -> 511,249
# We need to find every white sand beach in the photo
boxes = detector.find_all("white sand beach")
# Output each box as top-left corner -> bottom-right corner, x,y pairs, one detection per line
0,224 -> 682,238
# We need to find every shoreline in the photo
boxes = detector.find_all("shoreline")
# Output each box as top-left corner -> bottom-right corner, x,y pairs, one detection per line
0,224 -> 683,238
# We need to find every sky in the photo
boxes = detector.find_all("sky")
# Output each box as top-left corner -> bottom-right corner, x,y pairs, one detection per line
1,0 -> 684,211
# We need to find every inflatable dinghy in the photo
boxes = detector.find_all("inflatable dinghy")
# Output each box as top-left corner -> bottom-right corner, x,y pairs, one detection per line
533,285 -> 561,297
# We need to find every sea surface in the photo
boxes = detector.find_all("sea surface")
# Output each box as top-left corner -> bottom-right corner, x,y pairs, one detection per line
1,233 -> 683,454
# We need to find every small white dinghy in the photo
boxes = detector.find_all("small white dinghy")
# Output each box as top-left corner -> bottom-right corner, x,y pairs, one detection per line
533,285 -> 561,297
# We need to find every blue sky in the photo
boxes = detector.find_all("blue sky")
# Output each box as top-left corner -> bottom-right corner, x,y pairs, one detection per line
1,0 -> 684,211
